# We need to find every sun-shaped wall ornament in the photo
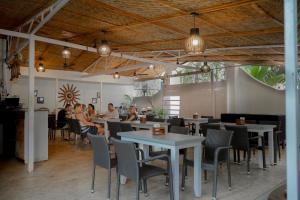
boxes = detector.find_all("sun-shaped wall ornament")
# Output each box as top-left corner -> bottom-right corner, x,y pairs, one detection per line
58,84 -> 80,106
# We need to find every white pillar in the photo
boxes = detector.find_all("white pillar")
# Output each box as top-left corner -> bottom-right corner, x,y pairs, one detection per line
55,78 -> 58,114
100,81 -> 103,112
27,36 -> 35,172
284,0 -> 299,199
210,70 -> 216,117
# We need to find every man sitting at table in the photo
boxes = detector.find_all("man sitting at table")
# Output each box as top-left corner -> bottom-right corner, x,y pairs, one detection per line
104,103 -> 119,119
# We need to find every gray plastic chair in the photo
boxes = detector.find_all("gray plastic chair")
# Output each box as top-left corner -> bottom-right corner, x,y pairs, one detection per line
200,123 -> 221,137
182,129 -> 233,200
107,121 -> 122,140
87,133 -> 116,200
111,138 -> 173,200
225,125 -> 266,173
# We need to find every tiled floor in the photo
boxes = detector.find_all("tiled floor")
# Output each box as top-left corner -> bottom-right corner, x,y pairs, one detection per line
0,138 -> 286,200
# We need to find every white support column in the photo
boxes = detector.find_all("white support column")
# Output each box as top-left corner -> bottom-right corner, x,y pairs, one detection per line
210,70 -> 216,117
27,36 -> 35,172
55,78 -> 58,114
100,81 -> 103,113
284,0 -> 299,199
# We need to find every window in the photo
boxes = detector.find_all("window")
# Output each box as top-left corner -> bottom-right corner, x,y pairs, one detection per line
163,96 -> 180,117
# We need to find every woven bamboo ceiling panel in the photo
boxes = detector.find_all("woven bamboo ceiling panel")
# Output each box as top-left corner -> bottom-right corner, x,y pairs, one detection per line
0,0 -> 296,77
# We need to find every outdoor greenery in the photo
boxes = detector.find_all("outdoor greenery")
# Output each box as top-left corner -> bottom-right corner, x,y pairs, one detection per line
242,65 -> 290,90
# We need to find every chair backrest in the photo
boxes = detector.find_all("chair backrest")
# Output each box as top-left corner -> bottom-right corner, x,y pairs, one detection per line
120,123 -> 133,132
48,114 -> 56,129
107,121 -> 122,139
224,125 -> 249,150
170,126 -> 189,135
151,118 -> 166,122
201,115 -> 213,119
204,129 -> 233,162
167,118 -> 185,127
71,119 -> 82,135
208,118 -> 221,123
88,133 -> 111,169
201,123 -> 221,137
111,138 -> 139,181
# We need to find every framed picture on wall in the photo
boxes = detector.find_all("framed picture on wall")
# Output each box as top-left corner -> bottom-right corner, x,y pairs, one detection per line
92,98 -> 97,104
34,90 -> 38,97
37,97 -> 44,104
97,92 -> 101,99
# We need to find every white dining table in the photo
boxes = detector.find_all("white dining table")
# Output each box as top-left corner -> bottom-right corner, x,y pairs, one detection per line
118,130 -> 205,200
121,120 -> 169,132
183,117 -> 208,135
217,122 -> 277,168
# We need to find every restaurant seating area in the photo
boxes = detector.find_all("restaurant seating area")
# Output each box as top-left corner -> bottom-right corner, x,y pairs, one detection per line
0,0 -> 298,200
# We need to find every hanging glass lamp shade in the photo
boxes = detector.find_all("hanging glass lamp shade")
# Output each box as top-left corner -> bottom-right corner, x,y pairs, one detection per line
113,72 -> 120,79
201,61 -> 210,73
62,47 -> 71,59
37,63 -> 45,72
185,28 -> 205,54
98,40 -> 111,57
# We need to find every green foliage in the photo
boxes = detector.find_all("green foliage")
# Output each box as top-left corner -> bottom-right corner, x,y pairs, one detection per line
242,65 -> 285,89
123,94 -> 133,106
153,108 -> 167,119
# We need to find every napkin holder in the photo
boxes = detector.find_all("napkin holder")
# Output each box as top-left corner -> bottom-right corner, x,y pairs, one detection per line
152,127 -> 165,135
140,117 -> 146,124
236,119 -> 245,125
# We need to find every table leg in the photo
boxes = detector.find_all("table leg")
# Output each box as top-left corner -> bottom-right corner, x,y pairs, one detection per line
195,123 -> 200,136
194,144 -> 202,197
120,175 -> 127,184
268,130 -> 275,165
104,122 -> 109,139
257,131 -> 264,169
139,144 -> 149,160
170,147 -> 180,200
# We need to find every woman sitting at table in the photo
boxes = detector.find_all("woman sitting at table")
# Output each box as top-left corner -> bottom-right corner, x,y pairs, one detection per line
87,104 -> 97,121
126,106 -> 138,121
74,104 -> 104,141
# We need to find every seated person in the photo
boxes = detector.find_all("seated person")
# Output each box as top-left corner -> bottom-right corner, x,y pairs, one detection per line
74,104 -> 104,139
57,104 -> 72,129
126,106 -> 138,121
87,104 -> 97,121
104,103 -> 119,119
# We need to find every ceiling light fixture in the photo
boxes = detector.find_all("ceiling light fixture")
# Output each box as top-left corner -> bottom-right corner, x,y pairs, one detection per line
149,64 -> 154,70
98,40 -> 111,56
62,46 -> 71,59
113,72 -> 120,79
36,57 -> 45,72
185,12 -> 205,55
201,61 -> 211,73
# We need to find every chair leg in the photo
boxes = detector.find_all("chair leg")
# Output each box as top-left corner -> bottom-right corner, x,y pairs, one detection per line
136,181 -> 140,200
212,166 -> 218,200
273,133 -> 278,164
243,150 -> 246,161
247,149 -> 251,175
237,150 -> 241,164
227,151 -> 232,190
233,149 -> 236,163
107,168 -> 111,199
181,162 -> 186,191
143,179 -> 148,196
91,164 -> 96,193
168,161 -> 174,200
116,173 -> 120,200
165,161 -> 169,186
204,170 -> 208,181
262,142 -> 266,169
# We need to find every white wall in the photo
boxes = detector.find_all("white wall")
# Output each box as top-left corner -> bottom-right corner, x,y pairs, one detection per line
227,68 -> 285,115
10,69 -> 136,113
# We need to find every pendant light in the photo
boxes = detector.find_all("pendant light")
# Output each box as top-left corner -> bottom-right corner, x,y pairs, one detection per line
149,64 -> 154,70
113,72 -> 120,79
36,57 -> 45,72
185,12 -> 205,54
201,61 -> 211,73
98,30 -> 111,56
62,46 -> 71,59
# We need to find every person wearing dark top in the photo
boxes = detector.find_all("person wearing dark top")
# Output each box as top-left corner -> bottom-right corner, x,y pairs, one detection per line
57,104 -> 71,129
126,106 -> 138,121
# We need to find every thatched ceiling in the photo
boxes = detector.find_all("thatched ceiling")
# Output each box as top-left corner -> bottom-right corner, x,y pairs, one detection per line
0,0 -> 296,77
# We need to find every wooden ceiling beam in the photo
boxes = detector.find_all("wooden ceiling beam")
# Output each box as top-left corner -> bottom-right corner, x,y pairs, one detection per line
85,0 -> 187,36
251,3 -> 283,26
108,0 -> 261,32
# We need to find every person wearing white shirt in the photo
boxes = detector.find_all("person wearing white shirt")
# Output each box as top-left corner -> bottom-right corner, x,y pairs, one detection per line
104,103 -> 119,119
